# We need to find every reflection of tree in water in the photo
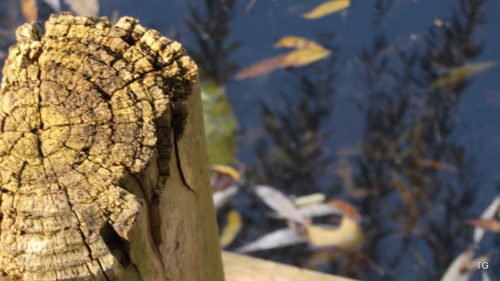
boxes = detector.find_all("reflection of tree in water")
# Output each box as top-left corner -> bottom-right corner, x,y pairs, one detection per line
349,0 -> 494,280
186,0 -> 241,164
254,62 -> 336,195
186,0 -> 239,85
249,57 -> 338,266
251,0 -> 498,280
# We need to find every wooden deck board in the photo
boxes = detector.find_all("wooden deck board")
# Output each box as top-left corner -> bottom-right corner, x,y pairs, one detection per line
222,251 -> 359,281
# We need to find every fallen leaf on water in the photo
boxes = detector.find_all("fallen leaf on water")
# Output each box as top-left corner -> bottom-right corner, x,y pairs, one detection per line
220,209 -> 243,248
429,61 -> 496,90
211,164 -> 241,182
471,254 -> 493,268
235,36 -> 329,80
473,196 -> 500,243
439,248 -> 475,281
21,0 -> 38,22
294,193 -> 326,207
305,216 -> 364,249
273,36 -> 324,50
328,199 -> 361,223
213,185 -> 238,210
255,185 -> 307,224
236,228 -> 306,253
211,164 -> 240,191
469,219 -> 500,233
42,0 -> 61,12
298,203 -> 341,218
303,0 -> 350,19
304,199 -> 364,249
282,47 -> 330,68
235,54 -> 287,80
246,189 -> 365,252
64,0 -> 99,17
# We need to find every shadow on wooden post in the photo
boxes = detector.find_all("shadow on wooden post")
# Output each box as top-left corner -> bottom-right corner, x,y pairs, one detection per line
0,13 -> 223,281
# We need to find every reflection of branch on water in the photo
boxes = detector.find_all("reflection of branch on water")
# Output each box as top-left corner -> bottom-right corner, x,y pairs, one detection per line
253,58 -> 337,195
350,0 -> 489,279
186,0 -> 240,85
372,0 -> 395,26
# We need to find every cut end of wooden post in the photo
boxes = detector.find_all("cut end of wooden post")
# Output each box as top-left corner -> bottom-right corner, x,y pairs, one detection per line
0,13 -> 198,281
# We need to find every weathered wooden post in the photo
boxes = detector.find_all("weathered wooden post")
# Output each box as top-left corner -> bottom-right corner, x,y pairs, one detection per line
0,13 -> 224,281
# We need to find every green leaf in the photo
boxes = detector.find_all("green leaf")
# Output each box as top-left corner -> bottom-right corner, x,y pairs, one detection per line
201,80 -> 239,164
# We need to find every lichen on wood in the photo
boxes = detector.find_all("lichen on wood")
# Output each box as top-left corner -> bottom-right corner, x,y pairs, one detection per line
0,13 -> 198,281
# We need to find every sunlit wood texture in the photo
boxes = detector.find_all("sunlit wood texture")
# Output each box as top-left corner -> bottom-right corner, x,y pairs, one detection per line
0,13 -> 223,281
223,252 -> 359,281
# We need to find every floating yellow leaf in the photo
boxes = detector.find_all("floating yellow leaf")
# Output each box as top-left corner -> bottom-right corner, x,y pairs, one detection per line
305,216 -> 364,249
273,36 -> 324,50
429,61 -> 496,90
211,164 -> 241,181
21,0 -> 38,22
220,209 -> 243,248
303,0 -> 350,20
305,200 -> 364,249
282,47 -> 330,68
298,203 -> 341,218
